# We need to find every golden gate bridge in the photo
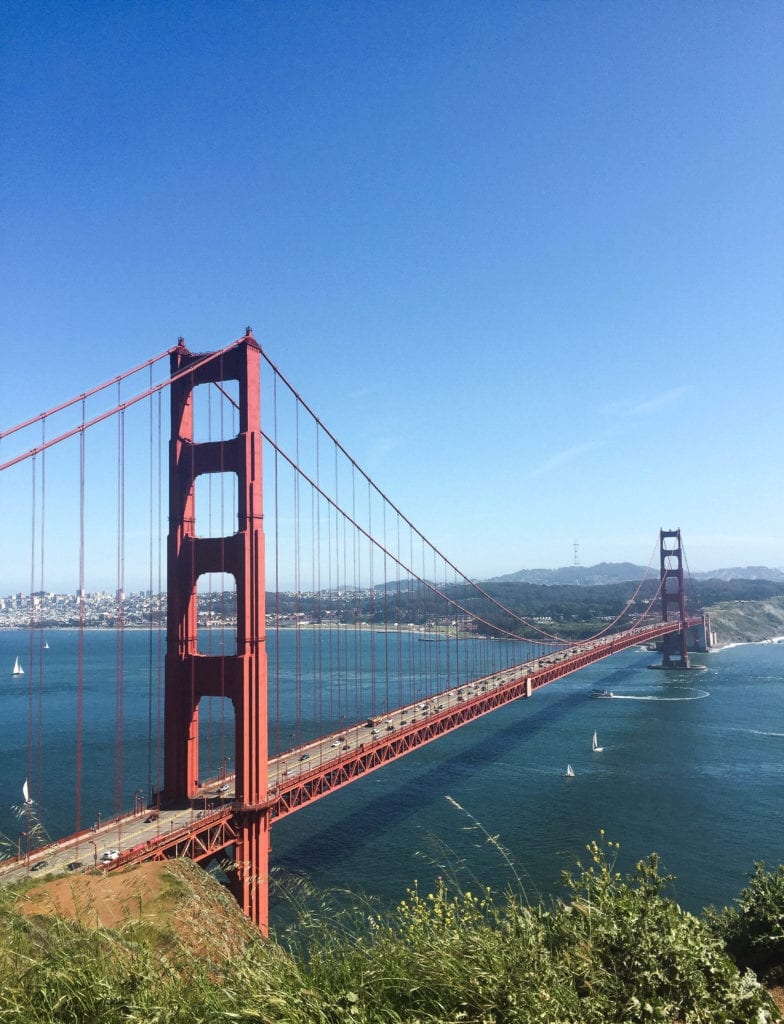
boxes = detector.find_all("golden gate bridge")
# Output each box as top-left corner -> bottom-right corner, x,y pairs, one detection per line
0,330 -> 707,931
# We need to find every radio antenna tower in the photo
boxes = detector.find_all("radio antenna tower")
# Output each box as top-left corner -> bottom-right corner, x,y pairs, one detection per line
573,540 -> 580,566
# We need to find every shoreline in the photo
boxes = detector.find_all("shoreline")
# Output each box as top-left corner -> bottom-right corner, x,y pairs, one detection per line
708,635 -> 784,653
4,626 -> 784,651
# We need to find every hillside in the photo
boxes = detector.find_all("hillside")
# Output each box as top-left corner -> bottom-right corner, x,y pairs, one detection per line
704,595 -> 784,645
14,858 -> 260,959
490,561 -> 648,586
491,562 -> 784,587
3,849 -> 782,1022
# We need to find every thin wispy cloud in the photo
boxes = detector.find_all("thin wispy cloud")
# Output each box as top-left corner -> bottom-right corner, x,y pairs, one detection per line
367,434 -> 404,466
532,439 -> 603,476
602,385 -> 695,420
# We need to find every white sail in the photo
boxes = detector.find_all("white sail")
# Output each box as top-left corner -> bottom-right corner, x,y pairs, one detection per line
592,731 -> 603,752
565,764 -> 575,777
12,656 -> 24,676
22,779 -> 32,805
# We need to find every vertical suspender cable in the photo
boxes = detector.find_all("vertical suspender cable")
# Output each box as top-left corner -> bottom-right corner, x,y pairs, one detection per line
433,548 -> 441,693
383,503 -> 389,717
367,474 -> 375,715
311,482 -> 320,741
37,425 -> 46,807
411,527 -> 419,699
396,512 -> 403,710
351,467 -> 358,728
273,373 -> 281,756
315,427 -> 325,732
333,443 -> 341,727
294,400 -> 301,745
344,506 -> 353,726
147,368 -> 155,804
76,412 -> 85,834
326,451 -> 335,730
27,456 -> 36,809
156,389 -> 163,805
115,401 -> 125,813
218,361 -> 227,770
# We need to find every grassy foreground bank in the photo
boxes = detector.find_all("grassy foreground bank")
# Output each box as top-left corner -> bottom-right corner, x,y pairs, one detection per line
1,836 -> 783,1023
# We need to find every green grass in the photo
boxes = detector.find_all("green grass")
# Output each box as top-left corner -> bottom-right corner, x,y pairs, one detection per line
0,838 -> 781,1023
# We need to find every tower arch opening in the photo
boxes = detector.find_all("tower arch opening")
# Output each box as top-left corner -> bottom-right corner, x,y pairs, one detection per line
196,571 -> 237,656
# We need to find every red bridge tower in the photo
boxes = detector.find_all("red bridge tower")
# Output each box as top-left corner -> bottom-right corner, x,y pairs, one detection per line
164,333 -> 270,930
659,528 -> 690,669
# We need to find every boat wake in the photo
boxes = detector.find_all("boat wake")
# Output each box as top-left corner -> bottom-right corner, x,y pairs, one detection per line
608,689 -> 710,701
748,729 -> 784,738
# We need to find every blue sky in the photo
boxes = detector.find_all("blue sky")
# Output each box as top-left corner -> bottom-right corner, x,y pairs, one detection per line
1,1 -> 782,589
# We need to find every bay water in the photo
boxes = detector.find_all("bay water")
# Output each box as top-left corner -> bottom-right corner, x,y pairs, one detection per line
1,628 -> 782,923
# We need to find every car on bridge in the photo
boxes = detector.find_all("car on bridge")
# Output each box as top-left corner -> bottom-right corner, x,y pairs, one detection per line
100,849 -> 119,864
30,860 -> 48,872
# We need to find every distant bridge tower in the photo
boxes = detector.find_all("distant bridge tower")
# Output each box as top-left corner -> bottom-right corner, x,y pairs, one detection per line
164,332 -> 270,931
659,528 -> 690,669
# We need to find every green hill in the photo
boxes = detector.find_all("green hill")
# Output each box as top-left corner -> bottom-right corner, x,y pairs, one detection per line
704,595 -> 784,645
3,841 -> 783,1022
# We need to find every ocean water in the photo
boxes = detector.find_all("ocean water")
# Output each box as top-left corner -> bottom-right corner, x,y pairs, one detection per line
268,639 -> 784,918
1,629 -> 782,921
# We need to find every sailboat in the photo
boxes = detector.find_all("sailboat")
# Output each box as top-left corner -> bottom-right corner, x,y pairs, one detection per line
43,640 -> 49,650
565,764 -> 575,777
12,656 -> 24,676
22,779 -> 32,805
592,731 -> 603,753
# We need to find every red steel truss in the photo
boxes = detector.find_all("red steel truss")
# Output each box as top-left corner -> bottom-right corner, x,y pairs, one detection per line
117,808 -> 238,866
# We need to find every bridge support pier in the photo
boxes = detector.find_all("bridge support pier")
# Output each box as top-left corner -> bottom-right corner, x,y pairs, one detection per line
165,333 -> 271,932
227,811 -> 271,929
659,528 -> 690,670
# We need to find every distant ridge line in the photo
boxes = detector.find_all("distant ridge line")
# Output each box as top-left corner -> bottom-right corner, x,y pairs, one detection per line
488,563 -> 784,587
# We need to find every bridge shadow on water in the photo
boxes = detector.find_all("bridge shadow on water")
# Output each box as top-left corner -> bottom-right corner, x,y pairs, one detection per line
272,682 -> 597,896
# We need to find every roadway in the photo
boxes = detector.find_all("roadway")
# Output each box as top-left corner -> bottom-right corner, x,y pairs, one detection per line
0,622 -> 683,883
262,622 -> 666,794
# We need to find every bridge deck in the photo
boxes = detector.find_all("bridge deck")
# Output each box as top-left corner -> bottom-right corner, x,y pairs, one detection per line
0,618 -> 698,881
